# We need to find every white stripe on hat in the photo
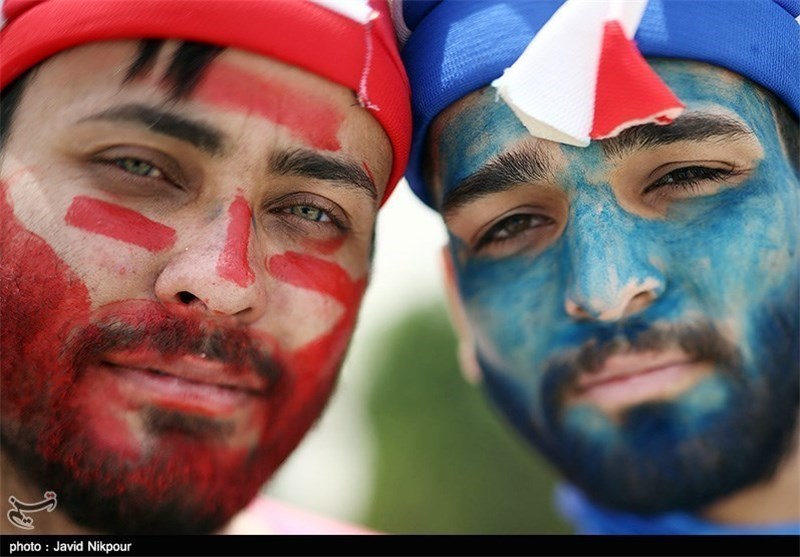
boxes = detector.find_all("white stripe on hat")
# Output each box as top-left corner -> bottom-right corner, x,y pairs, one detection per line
492,0 -> 607,147
308,0 -> 376,25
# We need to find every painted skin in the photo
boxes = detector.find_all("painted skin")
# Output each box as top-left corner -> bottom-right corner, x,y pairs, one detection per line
429,60 -> 799,514
0,40 -> 391,534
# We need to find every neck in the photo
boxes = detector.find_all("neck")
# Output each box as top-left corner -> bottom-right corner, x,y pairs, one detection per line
701,436 -> 800,525
0,451 -> 94,535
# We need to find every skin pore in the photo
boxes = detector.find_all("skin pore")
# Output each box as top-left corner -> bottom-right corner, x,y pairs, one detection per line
428,60 -> 799,521
0,40 -> 391,534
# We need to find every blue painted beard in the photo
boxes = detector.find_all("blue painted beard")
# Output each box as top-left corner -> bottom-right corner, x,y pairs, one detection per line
479,284 -> 799,514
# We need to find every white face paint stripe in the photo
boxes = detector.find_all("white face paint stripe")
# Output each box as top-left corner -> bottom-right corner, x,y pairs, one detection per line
308,0 -> 376,25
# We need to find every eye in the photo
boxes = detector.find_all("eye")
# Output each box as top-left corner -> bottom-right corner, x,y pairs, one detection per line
475,212 -> 555,255
643,165 -> 741,200
90,147 -> 187,194
287,204 -> 332,223
112,157 -> 164,179
268,193 -> 349,234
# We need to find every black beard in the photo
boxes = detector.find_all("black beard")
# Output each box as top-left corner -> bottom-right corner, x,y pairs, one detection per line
481,297 -> 800,515
1,313 -> 289,534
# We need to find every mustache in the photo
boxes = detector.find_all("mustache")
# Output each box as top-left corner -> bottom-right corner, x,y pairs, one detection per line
543,320 -> 743,398
66,306 -> 284,393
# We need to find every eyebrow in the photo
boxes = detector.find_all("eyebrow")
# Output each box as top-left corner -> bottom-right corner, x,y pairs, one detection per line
601,112 -> 755,159
81,104 -> 224,155
441,145 -> 556,217
270,149 -> 377,203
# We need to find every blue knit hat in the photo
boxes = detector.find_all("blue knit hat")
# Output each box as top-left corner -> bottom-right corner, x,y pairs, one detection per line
399,0 -> 800,207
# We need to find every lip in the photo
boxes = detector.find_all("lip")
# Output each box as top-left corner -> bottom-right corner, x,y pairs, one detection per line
97,350 -> 268,416
570,350 -> 711,412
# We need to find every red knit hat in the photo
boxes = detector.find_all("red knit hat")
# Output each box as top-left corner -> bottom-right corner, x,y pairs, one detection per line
0,0 -> 411,203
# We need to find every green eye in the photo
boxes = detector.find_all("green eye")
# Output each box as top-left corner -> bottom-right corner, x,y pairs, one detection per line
114,158 -> 162,178
290,205 -> 330,222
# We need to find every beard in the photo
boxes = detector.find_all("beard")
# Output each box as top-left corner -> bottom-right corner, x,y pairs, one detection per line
1,302 -> 344,534
0,300 -> 321,534
0,187 -> 341,534
480,297 -> 800,515
2,303 -> 289,534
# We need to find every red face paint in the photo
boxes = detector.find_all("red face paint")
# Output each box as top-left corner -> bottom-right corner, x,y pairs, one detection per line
267,251 -> 366,376
217,195 -> 255,287
267,251 -> 365,307
1,181 -> 91,424
362,161 -> 376,186
2,180 -> 353,533
265,252 -> 366,456
65,196 -> 176,251
196,63 -> 344,151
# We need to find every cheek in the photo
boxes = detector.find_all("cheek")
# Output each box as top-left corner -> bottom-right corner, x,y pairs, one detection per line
65,196 -> 176,252
293,235 -> 346,256
0,181 -> 92,417
459,248 -> 566,374
256,252 -> 366,457
7,171 -> 171,286
59,196 -> 170,303
664,176 -> 798,321
266,251 -> 366,368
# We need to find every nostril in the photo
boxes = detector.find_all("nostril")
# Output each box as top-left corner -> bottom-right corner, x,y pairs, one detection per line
565,298 -> 592,320
625,290 -> 656,316
177,291 -> 198,305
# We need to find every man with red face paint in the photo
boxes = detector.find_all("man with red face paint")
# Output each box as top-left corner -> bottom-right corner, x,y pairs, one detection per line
0,0 -> 410,535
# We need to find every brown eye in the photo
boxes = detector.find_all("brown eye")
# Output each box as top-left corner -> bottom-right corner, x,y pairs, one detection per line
475,212 -> 554,253
645,166 -> 734,194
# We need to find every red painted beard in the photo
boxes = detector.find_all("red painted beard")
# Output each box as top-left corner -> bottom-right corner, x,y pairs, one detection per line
0,184 -> 364,534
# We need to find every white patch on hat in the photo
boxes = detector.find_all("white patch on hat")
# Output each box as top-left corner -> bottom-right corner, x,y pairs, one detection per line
308,0 -> 377,25
492,0 -> 609,147
492,0 -> 654,147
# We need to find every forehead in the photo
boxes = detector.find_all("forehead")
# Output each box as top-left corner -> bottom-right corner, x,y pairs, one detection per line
428,60 -> 776,191
27,40 -> 358,110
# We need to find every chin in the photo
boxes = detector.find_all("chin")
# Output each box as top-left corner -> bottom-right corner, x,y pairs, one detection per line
548,370 -> 798,515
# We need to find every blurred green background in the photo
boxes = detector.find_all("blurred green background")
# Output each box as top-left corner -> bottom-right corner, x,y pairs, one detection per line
360,301 -> 571,534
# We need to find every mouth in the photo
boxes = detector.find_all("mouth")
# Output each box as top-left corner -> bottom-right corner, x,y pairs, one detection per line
96,350 -> 269,416
568,350 -> 713,414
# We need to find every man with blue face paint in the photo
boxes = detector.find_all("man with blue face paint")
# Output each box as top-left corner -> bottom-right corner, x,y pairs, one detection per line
395,0 -> 800,534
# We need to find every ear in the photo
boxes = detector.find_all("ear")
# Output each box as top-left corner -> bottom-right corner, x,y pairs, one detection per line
440,245 -> 482,384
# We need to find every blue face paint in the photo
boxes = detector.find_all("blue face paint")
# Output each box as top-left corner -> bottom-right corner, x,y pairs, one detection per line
432,60 -> 799,513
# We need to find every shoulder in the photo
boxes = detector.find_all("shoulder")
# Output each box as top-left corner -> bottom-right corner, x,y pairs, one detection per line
224,495 -> 378,535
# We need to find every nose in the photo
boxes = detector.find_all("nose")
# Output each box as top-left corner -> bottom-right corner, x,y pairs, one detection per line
563,201 -> 666,322
155,196 -> 266,323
